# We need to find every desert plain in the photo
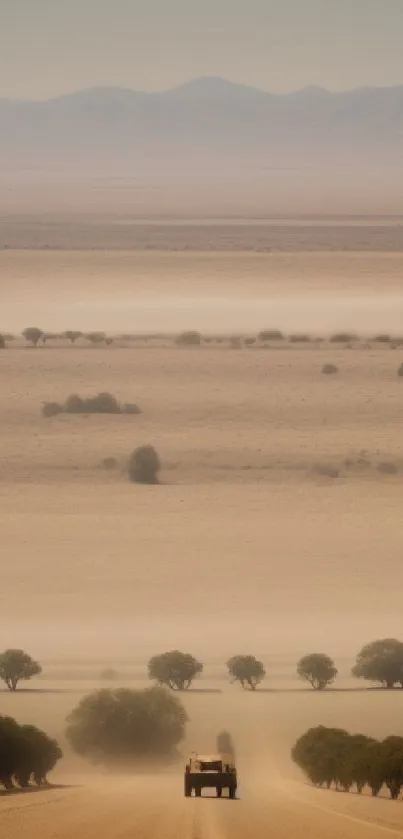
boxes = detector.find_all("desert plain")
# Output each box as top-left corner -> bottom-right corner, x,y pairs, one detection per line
2,226 -> 403,837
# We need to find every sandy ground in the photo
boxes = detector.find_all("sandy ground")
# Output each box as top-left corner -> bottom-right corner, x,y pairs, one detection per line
3,247 -> 403,834
2,683 -> 403,837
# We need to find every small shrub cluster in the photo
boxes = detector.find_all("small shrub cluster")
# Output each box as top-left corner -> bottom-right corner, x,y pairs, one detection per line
0,715 -> 61,790
42,393 -> 142,418
292,726 -> 403,799
128,445 -> 160,485
322,363 -> 338,375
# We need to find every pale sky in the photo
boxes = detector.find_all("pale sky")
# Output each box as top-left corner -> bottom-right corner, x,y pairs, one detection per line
2,0 -> 403,99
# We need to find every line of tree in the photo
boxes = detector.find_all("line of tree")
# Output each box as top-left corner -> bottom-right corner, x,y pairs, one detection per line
0,715 -> 62,790
297,639 -> 403,690
20,328 -> 114,347
292,726 -> 403,799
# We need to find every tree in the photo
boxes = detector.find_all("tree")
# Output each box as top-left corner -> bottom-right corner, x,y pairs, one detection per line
176,331 -> 202,346
148,651 -> 203,690
0,716 -> 61,790
63,330 -> 82,344
352,638 -> 403,688
86,332 -> 107,345
22,327 -> 44,347
379,736 -> 403,799
297,653 -> 338,690
128,445 -> 160,484
257,329 -> 284,342
0,649 -> 42,691
66,686 -> 187,764
0,334 -> 5,349
226,655 -> 266,690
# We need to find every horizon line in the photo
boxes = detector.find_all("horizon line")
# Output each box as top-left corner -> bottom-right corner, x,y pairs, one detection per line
2,76 -> 403,104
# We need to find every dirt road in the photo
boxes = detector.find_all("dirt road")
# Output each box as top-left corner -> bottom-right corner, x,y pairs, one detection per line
2,770 -> 403,838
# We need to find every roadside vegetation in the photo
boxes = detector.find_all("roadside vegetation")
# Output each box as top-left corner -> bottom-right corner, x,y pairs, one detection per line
0,715 -> 61,790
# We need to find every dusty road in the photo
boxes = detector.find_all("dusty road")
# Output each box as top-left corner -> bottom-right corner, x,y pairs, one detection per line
2,770 -> 403,838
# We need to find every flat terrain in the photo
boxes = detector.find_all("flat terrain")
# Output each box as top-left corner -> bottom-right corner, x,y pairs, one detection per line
2,681 -> 403,838
3,240 -> 403,835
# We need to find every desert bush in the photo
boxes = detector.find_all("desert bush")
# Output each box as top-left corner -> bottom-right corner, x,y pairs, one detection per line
176,331 -> 202,346
377,462 -> 398,475
0,333 -> 5,349
122,403 -> 142,415
65,394 -> 86,413
66,686 -> 187,765
42,402 -> 63,418
297,653 -> 338,690
84,392 -> 120,414
322,364 -> 338,375
101,457 -> 118,470
0,716 -> 61,790
99,668 -> 119,681
226,655 -> 265,690
258,329 -> 284,342
330,332 -> 357,343
289,334 -> 311,343
86,332 -> 107,345
148,651 -> 203,690
128,445 -> 160,485
313,464 -> 339,478
22,327 -> 44,347
0,649 -> 42,692
352,639 -> 403,688
244,337 -> 256,346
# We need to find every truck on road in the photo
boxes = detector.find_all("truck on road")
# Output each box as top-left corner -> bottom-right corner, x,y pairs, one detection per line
184,753 -> 237,799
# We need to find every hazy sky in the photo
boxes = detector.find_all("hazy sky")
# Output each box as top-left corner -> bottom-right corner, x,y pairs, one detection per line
2,0 -> 403,99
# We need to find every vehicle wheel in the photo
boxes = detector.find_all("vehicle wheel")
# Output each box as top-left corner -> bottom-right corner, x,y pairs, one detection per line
195,788 -> 201,797
216,787 -> 222,798
229,787 -> 236,799
184,782 -> 192,797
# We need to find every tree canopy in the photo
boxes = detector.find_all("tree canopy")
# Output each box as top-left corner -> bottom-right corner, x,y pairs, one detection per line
128,446 -> 161,485
297,653 -> 338,690
0,649 -> 42,691
0,715 -> 61,790
292,726 -> 403,798
226,655 -> 266,690
352,638 -> 403,688
22,327 -> 44,346
66,686 -> 187,764
148,650 -> 203,690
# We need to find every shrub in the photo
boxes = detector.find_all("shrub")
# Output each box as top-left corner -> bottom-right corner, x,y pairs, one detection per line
289,334 -> 311,343
65,394 -> 86,413
85,392 -> 121,414
330,332 -> 357,343
0,716 -> 61,789
0,649 -> 42,691
86,332 -> 107,345
226,655 -> 266,690
122,403 -> 142,415
148,651 -> 203,690
42,402 -> 63,418
397,364 -> 403,377
0,333 -> 5,349
66,686 -> 187,765
22,327 -> 44,347
377,462 -> 398,475
230,336 -> 242,349
101,457 -> 118,470
128,445 -> 160,485
258,329 -> 284,342
352,639 -> 403,688
297,653 -> 338,690
244,337 -> 256,346
100,668 -> 119,681
176,331 -> 202,346
322,364 -> 338,375
313,464 -> 339,478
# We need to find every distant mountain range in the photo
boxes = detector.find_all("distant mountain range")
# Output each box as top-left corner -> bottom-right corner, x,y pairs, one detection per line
2,77 -> 403,177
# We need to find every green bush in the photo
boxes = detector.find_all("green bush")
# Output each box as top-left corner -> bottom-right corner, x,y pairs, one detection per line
66,686 -> 187,765
128,445 -> 160,485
